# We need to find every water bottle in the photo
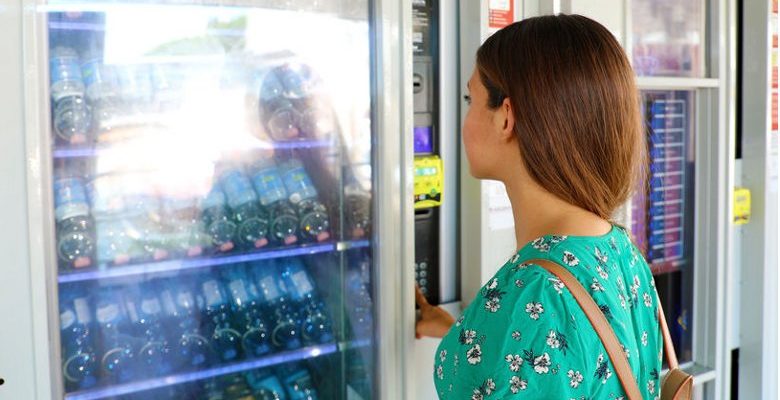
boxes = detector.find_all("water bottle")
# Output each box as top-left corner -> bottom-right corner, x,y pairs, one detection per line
123,285 -> 174,376
344,185 -> 371,239
159,281 -> 212,369
250,261 -> 302,351
53,95 -> 92,145
88,175 -> 141,265
54,178 -> 95,270
345,265 -> 373,341
278,159 -> 330,242
59,290 -> 99,392
279,364 -> 319,400
163,197 -> 211,257
82,56 -> 118,104
245,369 -> 288,400
120,182 -> 170,262
249,158 -> 299,245
94,288 -> 137,383
50,47 -> 85,102
263,97 -> 302,141
279,259 -> 333,345
199,277 -> 243,362
223,265 -> 272,358
81,56 -> 121,139
221,169 -> 271,250
94,218 -> 136,266
201,187 -> 238,253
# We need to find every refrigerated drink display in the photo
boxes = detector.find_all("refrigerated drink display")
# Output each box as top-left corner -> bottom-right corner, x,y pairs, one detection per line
46,3 -> 374,399
631,90 -> 695,363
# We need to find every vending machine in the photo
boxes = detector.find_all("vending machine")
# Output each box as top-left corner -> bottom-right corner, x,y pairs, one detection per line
0,1 -> 414,399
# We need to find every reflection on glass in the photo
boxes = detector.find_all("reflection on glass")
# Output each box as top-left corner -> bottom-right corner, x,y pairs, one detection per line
631,0 -> 705,77
631,90 -> 695,363
47,3 -> 373,399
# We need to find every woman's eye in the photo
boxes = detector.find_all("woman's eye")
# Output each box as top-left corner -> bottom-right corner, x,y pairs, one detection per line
463,94 -> 472,105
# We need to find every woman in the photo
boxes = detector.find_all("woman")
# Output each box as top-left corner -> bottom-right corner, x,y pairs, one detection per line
415,14 -> 662,399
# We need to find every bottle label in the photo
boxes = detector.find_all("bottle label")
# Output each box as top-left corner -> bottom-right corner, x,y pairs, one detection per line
54,178 -> 90,221
141,298 -> 162,315
281,166 -> 318,204
176,290 -> 195,310
96,303 -> 119,323
228,280 -> 249,303
221,170 -> 257,209
202,280 -> 224,307
60,309 -> 76,330
252,169 -> 287,206
127,299 -> 143,322
260,276 -> 280,301
74,298 -> 92,324
50,56 -> 83,89
202,188 -> 227,209
160,290 -> 177,315
291,271 -> 314,296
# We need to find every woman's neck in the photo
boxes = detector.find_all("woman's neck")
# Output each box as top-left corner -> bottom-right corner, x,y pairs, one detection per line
503,175 -> 612,250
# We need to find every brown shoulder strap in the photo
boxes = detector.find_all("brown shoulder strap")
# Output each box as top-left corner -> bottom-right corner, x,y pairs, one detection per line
528,259 -> 643,400
658,297 -> 679,369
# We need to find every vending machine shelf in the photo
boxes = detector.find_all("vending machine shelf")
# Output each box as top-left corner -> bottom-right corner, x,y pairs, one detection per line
63,343 -> 340,400
58,240 -> 369,284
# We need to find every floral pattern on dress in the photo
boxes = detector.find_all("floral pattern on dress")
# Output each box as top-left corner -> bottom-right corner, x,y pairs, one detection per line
433,228 -> 661,400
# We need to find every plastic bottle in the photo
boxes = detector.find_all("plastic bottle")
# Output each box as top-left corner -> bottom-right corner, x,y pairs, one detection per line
220,169 -> 271,249
201,187 -> 238,253
123,285 -> 174,376
245,369 -> 288,400
199,277 -> 243,362
162,197 -> 212,257
88,175 -> 140,266
81,55 -> 121,140
344,184 -> 371,239
54,177 -> 95,270
249,158 -> 299,245
223,264 -> 272,358
277,159 -> 330,242
158,281 -> 212,369
94,288 -> 137,383
53,94 -> 92,145
59,290 -> 99,392
250,261 -> 302,351
279,259 -> 333,345
50,47 -> 85,102
278,364 -> 319,400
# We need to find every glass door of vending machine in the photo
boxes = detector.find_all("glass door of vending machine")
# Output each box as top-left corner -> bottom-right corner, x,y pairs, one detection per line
19,1 -> 403,398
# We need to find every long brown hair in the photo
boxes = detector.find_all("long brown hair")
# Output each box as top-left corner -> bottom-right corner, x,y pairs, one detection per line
476,14 -> 645,220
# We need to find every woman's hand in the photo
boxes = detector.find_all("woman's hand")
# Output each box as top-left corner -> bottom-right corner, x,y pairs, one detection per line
415,285 -> 455,339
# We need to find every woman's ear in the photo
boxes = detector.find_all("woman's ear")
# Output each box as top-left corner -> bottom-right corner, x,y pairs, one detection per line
498,97 -> 515,142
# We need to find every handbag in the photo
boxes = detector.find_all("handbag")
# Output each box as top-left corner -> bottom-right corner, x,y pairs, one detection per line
528,258 -> 693,399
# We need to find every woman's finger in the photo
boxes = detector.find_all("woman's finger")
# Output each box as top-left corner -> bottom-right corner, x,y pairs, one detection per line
415,284 -> 429,308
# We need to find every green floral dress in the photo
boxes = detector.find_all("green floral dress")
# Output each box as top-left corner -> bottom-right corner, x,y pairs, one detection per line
434,225 -> 663,399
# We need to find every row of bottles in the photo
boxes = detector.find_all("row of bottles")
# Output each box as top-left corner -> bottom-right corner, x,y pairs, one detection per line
59,259 -> 333,392
51,44 -> 333,147
53,157 -> 353,272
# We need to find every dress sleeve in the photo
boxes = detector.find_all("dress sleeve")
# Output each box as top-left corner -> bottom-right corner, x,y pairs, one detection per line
450,263 -> 601,399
